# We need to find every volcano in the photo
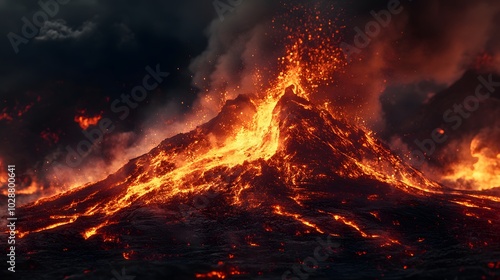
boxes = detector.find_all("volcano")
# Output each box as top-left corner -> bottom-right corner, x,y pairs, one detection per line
5,87 -> 500,279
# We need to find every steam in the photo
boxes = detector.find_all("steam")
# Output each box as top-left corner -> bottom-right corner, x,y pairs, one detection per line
189,0 -> 283,117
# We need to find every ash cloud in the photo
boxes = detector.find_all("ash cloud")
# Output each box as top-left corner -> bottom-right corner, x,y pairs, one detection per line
346,0 -> 500,85
35,19 -> 95,41
353,0 -> 500,189
0,0 -> 216,199
188,0 -> 283,117
317,0 -> 500,126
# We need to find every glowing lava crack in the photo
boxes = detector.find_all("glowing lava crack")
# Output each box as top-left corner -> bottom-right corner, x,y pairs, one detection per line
13,87 -> 500,279
19,87 -> 443,238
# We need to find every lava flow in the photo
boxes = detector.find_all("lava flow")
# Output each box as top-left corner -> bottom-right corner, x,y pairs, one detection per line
12,83 -> 500,279
16,41 -> 448,242
7,9 -> 500,280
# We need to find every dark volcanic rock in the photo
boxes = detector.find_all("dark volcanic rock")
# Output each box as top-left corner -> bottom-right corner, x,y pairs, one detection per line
3,90 -> 500,280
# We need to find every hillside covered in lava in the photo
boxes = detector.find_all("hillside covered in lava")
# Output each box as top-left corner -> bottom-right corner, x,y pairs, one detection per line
2,1 -> 500,279
7,88 -> 500,279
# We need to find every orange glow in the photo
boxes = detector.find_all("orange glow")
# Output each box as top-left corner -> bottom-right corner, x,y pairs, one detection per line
333,214 -> 374,238
42,26 -> 349,236
273,205 -> 325,234
18,7 -> 470,243
369,212 -> 381,221
0,174 -> 44,197
229,268 -> 243,276
0,159 -> 7,186
122,251 -> 134,260
0,109 -> 13,121
443,136 -> 500,190
22,51 -> 447,238
195,271 -> 226,279
19,216 -> 77,238
451,200 -> 492,210
0,102 -> 34,122
83,220 -> 115,239
74,110 -> 103,130
328,213 -> 403,247
474,52 -> 494,70
17,103 -> 34,117
17,184 -> 37,195
40,129 -> 60,144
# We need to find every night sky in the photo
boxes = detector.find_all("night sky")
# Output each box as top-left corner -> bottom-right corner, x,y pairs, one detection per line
1,0 -> 499,201
0,0 -> 218,192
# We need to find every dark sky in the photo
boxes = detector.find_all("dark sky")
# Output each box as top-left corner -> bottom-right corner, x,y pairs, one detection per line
1,0 -> 499,198
0,0 -> 217,187
0,0 -> 290,195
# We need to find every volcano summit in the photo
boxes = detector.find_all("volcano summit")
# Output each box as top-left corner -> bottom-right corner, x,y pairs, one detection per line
4,87 -> 500,279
